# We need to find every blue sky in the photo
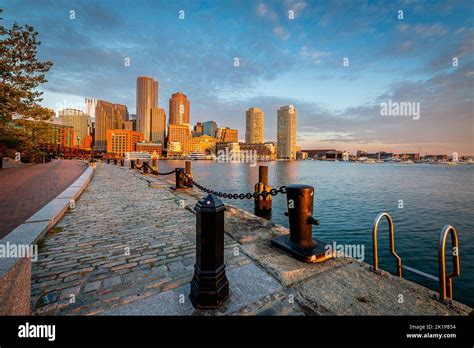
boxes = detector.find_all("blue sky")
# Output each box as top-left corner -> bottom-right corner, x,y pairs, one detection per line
3,0 -> 473,153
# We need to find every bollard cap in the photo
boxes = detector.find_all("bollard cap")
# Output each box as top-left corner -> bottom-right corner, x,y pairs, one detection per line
195,194 -> 226,213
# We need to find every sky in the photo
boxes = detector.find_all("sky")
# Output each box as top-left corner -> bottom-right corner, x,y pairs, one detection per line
3,0 -> 474,154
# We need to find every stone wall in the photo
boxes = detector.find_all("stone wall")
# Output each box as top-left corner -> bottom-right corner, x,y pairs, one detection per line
0,258 -> 31,315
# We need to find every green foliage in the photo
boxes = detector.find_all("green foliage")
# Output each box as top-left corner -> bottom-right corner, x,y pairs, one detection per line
0,8 -> 54,159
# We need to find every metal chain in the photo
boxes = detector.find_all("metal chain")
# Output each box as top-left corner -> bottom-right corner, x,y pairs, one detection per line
143,164 -> 177,176
191,177 -> 287,200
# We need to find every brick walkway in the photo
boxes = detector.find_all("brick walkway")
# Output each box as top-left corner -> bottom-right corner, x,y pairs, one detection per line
0,160 -> 87,238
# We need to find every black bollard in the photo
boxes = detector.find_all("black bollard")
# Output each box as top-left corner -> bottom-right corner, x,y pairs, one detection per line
107,158 -> 110,164
185,160 -> 193,187
271,184 -> 333,263
190,194 -> 229,309
255,165 -> 272,213
114,159 -> 117,165
130,160 -> 135,169
121,159 -> 124,167
143,162 -> 148,174
175,168 -> 186,189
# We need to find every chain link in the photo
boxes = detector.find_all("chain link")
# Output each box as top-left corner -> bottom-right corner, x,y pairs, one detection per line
191,177 -> 286,200
146,164 -> 177,176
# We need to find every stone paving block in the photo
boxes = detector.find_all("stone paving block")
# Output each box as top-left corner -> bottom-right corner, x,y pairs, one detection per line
241,241 -> 352,287
1,221 -> 50,245
294,262 -> 472,316
26,198 -> 71,225
56,186 -> 82,200
103,263 -> 282,315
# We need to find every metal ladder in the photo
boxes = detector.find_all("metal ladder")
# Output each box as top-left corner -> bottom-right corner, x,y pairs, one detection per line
371,212 -> 461,304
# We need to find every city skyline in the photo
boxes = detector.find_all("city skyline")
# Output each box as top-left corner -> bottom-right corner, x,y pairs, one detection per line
3,0 -> 473,154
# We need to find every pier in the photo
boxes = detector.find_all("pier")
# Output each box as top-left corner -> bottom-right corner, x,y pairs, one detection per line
12,161 -> 468,316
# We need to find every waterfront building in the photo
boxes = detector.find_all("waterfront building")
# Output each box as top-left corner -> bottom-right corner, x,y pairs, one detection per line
216,127 -> 238,143
202,121 -> 217,137
58,108 -> 90,148
168,141 -> 182,156
188,135 -> 219,154
239,143 -> 275,160
123,120 -> 135,131
245,107 -> 264,144
169,92 -> 190,125
151,107 -> 166,145
193,122 -> 203,135
136,142 -> 163,156
276,105 -> 297,160
94,100 -> 128,151
423,154 -> 448,162
168,124 -> 191,154
136,76 -> 159,142
106,129 -> 144,156
398,153 -> 420,161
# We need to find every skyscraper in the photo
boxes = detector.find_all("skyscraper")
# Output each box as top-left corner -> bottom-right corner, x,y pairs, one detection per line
277,105 -> 297,160
58,109 -> 90,148
94,100 -> 128,151
85,97 -> 97,120
151,107 -> 166,145
245,107 -> 264,144
136,76 -> 158,141
202,121 -> 217,137
169,92 -> 190,125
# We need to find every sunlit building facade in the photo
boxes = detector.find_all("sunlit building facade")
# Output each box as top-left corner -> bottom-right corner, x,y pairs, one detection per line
106,129 -> 144,156
136,76 -> 159,141
277,105 -> 297,160
245,107 -> 264,144
95,100 -> 128,151
58,108 -> 90,148
151,107 -> 166,145
216,127 -> 238,143
169,92 -> 190,125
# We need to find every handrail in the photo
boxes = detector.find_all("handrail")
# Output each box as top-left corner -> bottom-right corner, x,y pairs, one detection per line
438,225 -> 460,303
371,212 -> 403,277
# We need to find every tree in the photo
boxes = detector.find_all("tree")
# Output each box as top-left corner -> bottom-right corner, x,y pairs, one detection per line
0,8 -> 54,160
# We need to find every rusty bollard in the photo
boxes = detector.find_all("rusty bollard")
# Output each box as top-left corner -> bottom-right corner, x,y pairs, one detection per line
271,184 -> 332,263
130,160 -> 135,169
255,165 -> 272,213
190,194 -> 229,309
143,162 -> 149,174
175,168 -> 186,189
185,160 -> 193,187
152,158 -> 158,172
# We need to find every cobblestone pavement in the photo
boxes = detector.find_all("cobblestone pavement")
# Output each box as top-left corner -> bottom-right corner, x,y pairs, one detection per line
31,162 -> 254,315
0,160 -> 87,238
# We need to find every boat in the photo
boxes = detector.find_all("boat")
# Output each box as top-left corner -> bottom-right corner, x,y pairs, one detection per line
188,152 -> 207,160
399,160 -> 414,164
